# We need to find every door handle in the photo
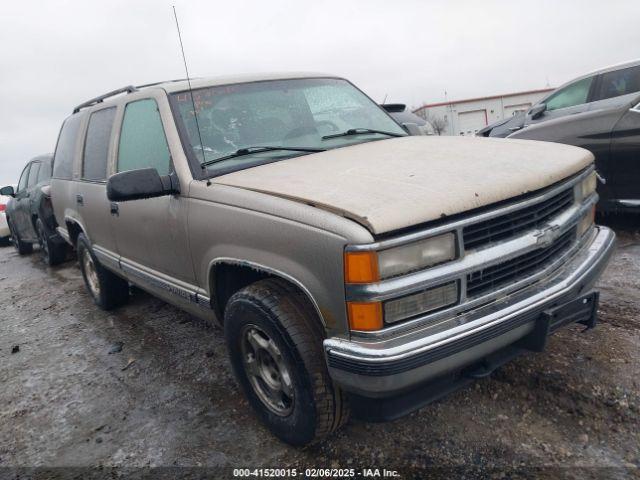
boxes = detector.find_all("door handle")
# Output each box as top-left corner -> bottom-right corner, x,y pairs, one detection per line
110,202 -> 119,216
76,194 -> 84,205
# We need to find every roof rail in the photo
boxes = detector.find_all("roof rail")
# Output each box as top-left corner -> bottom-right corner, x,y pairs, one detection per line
135,78 -> 190,89
72,85 -> 138,114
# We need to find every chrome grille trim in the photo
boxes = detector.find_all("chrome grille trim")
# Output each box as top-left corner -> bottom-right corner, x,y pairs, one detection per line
463,188 -> 574,250
346,196 -> 596,303
466,229 -> 575,297
345,175 -> 598,339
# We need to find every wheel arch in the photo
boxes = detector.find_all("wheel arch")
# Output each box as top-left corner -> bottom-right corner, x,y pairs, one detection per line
209,258 -> 327,330
64,217 -> 88,249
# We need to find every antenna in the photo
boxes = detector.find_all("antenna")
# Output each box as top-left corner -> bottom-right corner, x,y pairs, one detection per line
172,6 -> 206,170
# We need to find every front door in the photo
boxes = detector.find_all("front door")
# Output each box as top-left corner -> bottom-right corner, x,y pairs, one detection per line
12,163 -> 34,240
111,97 -> 195,292
611,104 -> 640,202
527,75 -> 597,127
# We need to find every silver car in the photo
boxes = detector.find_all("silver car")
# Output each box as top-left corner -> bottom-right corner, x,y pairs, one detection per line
478,59 -> 640,138
50,73 -> 615,445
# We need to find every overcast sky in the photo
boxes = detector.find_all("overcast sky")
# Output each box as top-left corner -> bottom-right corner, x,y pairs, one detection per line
1,0 -> 638,183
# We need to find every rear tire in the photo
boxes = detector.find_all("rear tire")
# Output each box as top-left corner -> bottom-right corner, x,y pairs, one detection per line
8,218 -> 33,255
77,233 -> 129,310
224,278 -> 349,446
36,219 -> 67,266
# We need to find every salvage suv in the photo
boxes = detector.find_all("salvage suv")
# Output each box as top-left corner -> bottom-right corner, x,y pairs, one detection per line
50,73 -> 615,446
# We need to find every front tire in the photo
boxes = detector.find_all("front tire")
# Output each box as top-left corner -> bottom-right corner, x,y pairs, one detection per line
224,278 -> 349,446
77,233 -> 129,310
36,219 -> 67,266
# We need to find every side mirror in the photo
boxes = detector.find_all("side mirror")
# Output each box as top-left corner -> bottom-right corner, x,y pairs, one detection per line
106,168 -> 179,202
402,123 -> 423,136
528,103 -> 547,120
0,185 -> 15,197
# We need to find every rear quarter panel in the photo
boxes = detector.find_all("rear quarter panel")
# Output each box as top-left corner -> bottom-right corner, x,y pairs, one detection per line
50,178 -> 79,242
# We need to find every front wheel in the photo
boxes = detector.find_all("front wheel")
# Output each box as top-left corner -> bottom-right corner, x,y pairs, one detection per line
224,278 -> 349,446
77,233 -> 129,310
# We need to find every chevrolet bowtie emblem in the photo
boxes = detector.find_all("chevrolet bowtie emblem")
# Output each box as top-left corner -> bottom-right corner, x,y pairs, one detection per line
535,225 -> 560,247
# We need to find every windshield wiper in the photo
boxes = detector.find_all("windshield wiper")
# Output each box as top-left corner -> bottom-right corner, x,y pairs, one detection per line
321,127 -> 404,140
200,146 -> 326,168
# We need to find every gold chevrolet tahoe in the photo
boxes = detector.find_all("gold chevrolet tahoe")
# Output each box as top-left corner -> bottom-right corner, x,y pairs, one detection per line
49,73 -> 615,445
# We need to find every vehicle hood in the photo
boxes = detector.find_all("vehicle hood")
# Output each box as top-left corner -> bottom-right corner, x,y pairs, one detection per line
213,136 -> 593,235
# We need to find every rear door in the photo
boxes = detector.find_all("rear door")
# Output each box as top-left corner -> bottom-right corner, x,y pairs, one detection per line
75,106 -> 120,271
51,113 -> 85,240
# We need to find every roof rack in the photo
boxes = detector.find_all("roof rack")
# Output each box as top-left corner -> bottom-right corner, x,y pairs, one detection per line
135,78 -> 190,89
72,85 -> 138,113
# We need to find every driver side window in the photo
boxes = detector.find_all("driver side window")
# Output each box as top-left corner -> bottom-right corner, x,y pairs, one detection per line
118,99 -> 171,175
545,77 -> 594,111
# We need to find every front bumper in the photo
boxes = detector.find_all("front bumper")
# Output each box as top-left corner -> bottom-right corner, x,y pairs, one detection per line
324,226 -> 615,397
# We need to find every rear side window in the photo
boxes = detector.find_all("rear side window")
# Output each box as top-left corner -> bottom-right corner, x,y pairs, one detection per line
118,99 -> 171,175
37,162 -> 52,183
17,165 -> 29,192
83,108 -> 116,181
596,65 -> 640,101
27,163 -> 41,188
545,77 -> 593,111
53,114 -> 83,179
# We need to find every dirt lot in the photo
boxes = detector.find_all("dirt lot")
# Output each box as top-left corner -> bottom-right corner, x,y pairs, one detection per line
0,220 -> 638,479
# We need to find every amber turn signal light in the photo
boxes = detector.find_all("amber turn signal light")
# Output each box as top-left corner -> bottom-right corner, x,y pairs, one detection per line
347,302 -> 383,331
344,251 -> 379,283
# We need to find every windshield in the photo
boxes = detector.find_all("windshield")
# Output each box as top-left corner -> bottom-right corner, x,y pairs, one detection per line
170,78 -> 406,175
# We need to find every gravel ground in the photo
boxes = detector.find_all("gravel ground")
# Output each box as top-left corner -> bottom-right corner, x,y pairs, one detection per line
0,219 -> 638,479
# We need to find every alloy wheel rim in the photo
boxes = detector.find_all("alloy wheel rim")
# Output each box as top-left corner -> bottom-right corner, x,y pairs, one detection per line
82,249 -> 100,298
240,325 -> 294,416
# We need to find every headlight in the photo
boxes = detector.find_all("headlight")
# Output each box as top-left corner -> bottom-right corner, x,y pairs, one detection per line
575,171 -> 597,202
344,232 -> 457,283
378,232 -> 457,279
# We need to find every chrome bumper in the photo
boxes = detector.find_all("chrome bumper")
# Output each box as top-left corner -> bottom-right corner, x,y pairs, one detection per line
324,226 -> 615,397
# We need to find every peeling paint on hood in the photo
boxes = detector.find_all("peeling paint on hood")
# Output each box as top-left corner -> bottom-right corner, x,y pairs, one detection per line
213,136 -> 593,234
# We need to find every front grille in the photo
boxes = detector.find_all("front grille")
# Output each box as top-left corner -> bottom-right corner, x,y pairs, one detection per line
466,229 -> 574,298
463,188 -> 574,250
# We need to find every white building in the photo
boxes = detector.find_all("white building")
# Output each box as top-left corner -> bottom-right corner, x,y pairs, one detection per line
413,88 -> 554,136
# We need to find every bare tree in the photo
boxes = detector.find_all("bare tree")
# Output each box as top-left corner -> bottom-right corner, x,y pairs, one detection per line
421,110 -> 448,135
430,116 -> 448,135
